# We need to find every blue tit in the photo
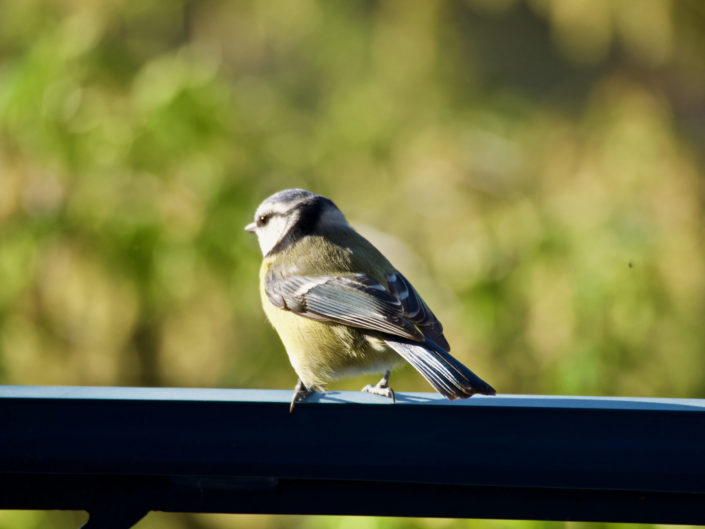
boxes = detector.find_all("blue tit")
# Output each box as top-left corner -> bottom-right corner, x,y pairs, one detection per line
245,189 -> 495,412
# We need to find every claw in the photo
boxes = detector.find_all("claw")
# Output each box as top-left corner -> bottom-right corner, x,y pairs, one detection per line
361,370 -> 395,403
290,379 -> 314,413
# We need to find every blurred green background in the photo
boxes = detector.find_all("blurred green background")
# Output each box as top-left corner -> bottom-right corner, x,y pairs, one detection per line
1,0 -> 704,527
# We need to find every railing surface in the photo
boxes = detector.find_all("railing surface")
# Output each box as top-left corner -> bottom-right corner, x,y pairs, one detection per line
1,386 -> 704,528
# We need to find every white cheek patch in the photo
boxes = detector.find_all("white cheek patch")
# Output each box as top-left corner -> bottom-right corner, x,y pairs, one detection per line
257,215 -> 292,255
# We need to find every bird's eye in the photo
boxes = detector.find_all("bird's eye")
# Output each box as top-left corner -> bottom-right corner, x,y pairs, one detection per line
256,215 -> 270,228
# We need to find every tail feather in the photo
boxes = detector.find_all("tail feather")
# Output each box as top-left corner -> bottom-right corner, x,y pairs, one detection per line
385,338 -> 495,399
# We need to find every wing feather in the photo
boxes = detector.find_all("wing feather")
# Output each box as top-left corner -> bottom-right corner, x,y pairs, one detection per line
265,271 -> 424,342
386,271 -> 450,350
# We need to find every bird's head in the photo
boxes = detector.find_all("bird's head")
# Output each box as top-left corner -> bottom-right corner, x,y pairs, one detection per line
245,188 -> 348,256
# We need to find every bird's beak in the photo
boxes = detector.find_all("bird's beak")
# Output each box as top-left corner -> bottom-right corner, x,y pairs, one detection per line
244,222 -> 256,233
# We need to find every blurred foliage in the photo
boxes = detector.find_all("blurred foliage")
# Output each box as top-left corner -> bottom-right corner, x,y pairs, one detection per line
1,0 -> 705,528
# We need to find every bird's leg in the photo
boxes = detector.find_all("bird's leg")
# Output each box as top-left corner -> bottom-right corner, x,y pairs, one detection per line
362,370 -> 395,403
290,379 -> 315,413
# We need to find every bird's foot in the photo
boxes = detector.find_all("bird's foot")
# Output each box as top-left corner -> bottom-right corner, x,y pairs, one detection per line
362,371 -> 395,403
290,379 -> 315,413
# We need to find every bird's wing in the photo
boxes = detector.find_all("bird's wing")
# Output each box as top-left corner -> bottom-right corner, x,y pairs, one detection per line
265,271 -> 426,342
266,269 -> 495,398
386,271 -> 450,351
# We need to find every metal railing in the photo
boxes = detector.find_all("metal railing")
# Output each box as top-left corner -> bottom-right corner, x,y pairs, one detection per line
1,386 -> 704,528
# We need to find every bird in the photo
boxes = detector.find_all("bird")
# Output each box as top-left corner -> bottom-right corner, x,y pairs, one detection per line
245,188 -> 495,412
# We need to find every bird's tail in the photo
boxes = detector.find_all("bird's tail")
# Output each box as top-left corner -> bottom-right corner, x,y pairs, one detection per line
385,338 -> 495,399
